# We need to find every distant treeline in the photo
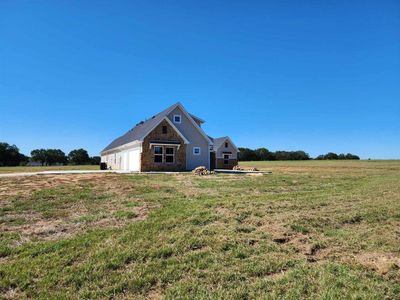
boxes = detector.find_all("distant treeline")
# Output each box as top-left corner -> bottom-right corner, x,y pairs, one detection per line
238,147 -> 360,161
315,152 -> 360,160
0,142 -> 100,166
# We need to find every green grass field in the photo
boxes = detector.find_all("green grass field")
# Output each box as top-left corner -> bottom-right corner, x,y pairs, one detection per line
0,165 -> 99,174
1,160 -> 399,299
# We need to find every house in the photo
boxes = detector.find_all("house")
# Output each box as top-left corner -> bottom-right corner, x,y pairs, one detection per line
100,102 -> 239,172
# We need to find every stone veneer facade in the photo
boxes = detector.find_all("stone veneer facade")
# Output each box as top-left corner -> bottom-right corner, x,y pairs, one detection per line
216,158 -> 237,169
141,120 -> 186,172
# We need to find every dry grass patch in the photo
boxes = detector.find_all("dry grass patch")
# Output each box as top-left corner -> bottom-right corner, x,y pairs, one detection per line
0,174 -> 153,246
0,161 -> 399,299
354,252 -> 400,275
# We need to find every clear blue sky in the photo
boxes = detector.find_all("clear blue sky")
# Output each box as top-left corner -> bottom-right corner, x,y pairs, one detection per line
1,1 -> 399,159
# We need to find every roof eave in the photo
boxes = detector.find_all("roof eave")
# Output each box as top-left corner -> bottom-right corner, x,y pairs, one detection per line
100,140 -> 142,155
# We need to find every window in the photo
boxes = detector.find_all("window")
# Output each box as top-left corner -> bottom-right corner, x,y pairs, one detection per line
223,154 -> 230,165
193,147 -> 201,155
162,125 -> 167,134
225,142 -> 228,148
165,147 -> 174,163
154,146 -> 163,163
173,114 -> 181,124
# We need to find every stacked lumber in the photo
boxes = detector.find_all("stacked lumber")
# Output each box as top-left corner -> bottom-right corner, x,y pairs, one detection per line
192,166 -> 210,175
233,165 -> 244,170
248,167 -> 259,171
233,165 -> 259,171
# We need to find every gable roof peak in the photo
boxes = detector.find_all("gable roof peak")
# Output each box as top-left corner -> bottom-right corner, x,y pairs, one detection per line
101,101 -> 212,154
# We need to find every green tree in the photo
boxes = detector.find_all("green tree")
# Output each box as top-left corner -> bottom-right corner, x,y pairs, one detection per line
0,142 -> 26,166
324,152 -> 339,160
90,156 -> 101,165
315,152 -> 359,160
238,148 -> 258,161
68,149 -> 90,165
31,149 -> 48,166
255,148 -> 275,160
345,153 -> 360,160
46,149 -> 67,165
31,149 -> 67,165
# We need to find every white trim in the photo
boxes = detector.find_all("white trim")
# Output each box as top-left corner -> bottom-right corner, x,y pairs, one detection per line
149,142 -> 181,150
173,114 -> 182,124
223,153 -> 230,165
164,117 -> 190,144
139,116 -> 190,145
101,140 -> 142,155
139,143 -> 142,172
175,103 -> 213,145
214,137 -> 239,152
193,147 -> 201,155
101,102 -> 212,168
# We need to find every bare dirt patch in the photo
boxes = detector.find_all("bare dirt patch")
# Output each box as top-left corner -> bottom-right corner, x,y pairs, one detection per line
2,203 -> 152,244
2,287 -> 22,300
0,174 -> 155,245
354,252 -> 400,275
0,173 -> 113,197
215,206 -> 235,218
259,222 -> 330,262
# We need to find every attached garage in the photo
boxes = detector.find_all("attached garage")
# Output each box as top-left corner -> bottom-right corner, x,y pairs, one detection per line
127,148 -> 140,171
101,143 -> 142,172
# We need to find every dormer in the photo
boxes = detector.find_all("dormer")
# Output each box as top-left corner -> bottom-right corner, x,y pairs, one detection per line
189,114 -> 205,127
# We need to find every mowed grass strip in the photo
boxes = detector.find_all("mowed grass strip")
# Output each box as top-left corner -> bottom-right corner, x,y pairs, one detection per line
0,161 -> 399,299
0,165 -> 99,174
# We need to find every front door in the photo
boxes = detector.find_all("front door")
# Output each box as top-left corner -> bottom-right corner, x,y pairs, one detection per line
210,151 -> 215,170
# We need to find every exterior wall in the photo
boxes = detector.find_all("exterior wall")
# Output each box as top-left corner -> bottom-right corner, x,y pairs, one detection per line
216,158 -> 238,169
167,106 -> 210,170
141,119 -> 186,172
101,143 -> 142,171
216,139 -> 238,159
101,152 -> 122,170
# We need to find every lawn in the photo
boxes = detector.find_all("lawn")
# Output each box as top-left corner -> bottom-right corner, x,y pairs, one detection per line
0,161 -> 399,299
0,165 -> 99,174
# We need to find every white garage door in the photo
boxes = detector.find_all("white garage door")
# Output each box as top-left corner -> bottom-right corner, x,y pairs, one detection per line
128,149 -> 140,171
123,152 -> 129,171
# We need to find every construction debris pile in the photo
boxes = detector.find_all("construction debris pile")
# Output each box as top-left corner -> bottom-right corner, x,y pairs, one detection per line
233,165 -> 244,170
192,166 -> 211,175
232,165 -> 244,171
233,165 -> 259,171
248,167 -> 259,171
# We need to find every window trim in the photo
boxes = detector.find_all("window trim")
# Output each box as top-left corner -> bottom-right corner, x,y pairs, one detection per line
165,147 -> 175,164
223,154 -> 230,165
154,146 -> 163,163
173,114 -> 182,124
193,147 -> 201,155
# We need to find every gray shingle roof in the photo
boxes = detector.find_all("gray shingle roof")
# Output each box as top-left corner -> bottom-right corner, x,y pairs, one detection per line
101,103 -> 178,153
209,136 -> 228,150
189,113 -> 205,124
